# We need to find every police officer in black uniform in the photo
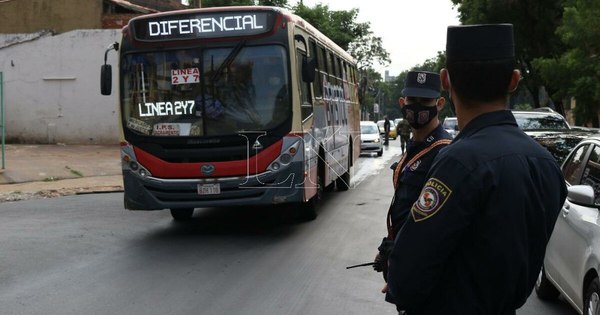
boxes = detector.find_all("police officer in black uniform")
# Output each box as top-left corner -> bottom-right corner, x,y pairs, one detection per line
383,116 -> 391,146
384,24 -> 567,315
373,71 -> 452,294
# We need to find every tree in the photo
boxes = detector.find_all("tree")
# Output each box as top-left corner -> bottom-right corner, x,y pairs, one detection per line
190,0 -> 255,7
292,3 -> 390,71
534,0 -> 600,126
360,68 -> 383,120
450,0 -> 566,111
291,3 -> 389,119
257,0 -> 289,7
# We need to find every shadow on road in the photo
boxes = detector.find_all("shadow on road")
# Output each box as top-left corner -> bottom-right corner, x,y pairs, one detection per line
140,192 -> 337,241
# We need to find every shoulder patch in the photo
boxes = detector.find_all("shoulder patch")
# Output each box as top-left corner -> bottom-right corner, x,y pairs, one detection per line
411,178 -> 452,222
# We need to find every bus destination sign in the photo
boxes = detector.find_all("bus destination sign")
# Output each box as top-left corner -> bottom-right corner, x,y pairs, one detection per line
132,11 -> 274,41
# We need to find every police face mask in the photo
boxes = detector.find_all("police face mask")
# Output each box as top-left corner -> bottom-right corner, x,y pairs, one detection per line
401,102 -> 438,129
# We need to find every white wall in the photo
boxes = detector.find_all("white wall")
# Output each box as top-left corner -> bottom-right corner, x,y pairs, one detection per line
0,29 -> 121,144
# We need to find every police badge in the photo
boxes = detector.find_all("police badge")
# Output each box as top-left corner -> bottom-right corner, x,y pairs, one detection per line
411,178 -> 452,222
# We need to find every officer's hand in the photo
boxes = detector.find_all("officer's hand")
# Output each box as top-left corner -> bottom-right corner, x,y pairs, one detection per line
381,283 -> 388,294
374,237 -> 395,281
373,252 -> 385,272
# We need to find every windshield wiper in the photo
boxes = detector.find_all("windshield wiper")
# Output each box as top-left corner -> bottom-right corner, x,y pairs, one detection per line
209,40 -> 247,83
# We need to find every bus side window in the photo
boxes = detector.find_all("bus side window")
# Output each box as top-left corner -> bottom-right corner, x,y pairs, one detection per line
310,39 -> 323,98
326,51 -> 333,78
295,36 -> 313,121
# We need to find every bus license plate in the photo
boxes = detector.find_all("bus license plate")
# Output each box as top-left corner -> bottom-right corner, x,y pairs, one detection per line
197,183 -> 221,195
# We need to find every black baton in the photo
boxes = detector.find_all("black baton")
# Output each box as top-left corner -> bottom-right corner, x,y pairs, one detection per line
346,262 -> 376,269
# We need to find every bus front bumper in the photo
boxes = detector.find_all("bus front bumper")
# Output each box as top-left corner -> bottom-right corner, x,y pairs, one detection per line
122,162 -> 305,210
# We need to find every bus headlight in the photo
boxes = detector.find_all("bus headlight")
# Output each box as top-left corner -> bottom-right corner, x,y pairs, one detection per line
279,153 -> 292,164
129,161 -> 139,171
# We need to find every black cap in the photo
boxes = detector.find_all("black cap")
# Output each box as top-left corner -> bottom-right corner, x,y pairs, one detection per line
446,24 -> 515,63
401,71 -> 441,98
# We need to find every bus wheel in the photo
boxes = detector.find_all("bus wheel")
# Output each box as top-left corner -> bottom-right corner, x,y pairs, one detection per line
336,169 -> 351,191
297,169 -> 323,221
170,208 -> 194,221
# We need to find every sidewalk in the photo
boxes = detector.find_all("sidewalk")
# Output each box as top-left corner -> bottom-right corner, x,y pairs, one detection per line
0,144 -> 123,200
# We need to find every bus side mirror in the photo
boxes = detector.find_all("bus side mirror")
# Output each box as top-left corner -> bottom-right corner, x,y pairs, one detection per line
101,64 -> 112,95
302,56 -> 316,83
100,42 -> 119,96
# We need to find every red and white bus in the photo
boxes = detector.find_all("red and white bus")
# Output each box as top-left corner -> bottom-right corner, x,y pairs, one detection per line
101,6 -> 361,220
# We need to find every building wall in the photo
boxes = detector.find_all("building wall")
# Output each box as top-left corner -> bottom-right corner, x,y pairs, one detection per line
0,0 -> 102,33
0,30 -> 121,144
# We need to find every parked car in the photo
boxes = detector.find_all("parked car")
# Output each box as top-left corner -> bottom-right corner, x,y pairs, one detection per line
377,120 -> 397,140
513,110 -> 597,164
442,116 -> 459,138
536,136 -> 600,314
360,121 -> 383,156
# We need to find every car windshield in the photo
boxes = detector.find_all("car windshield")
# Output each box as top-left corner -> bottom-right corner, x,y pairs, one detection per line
514,114 -> 569,131
120,45 -> 290,137
361,124 -> 379,134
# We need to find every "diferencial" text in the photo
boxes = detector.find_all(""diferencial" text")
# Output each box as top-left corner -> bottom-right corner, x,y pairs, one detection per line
148,14 -> 264,37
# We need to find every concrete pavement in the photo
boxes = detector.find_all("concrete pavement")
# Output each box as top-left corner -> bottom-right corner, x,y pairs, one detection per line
0,144 -> 123,197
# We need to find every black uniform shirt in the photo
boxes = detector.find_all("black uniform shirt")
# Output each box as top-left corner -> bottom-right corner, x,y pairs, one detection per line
386,110 -> 567,315
389,123 -> 452,238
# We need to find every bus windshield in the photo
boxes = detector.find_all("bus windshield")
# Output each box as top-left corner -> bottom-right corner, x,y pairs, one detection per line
121,45 -> 290,137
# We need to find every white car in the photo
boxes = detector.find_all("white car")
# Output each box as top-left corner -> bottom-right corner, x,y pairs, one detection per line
536,136 -> 600,314
442,117 -> 459,138
360,121 -> 383,157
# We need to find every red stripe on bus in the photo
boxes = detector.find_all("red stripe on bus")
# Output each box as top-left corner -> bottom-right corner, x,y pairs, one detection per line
134,140 -> 283,178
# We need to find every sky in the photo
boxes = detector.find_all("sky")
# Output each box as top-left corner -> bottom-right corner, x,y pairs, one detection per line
294,0 -> 461,77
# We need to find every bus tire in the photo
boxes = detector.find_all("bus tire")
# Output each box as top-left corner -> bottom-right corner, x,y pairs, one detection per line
336,170 -> 351,191
297,199 -> 318,221
297,166 -> 323,221
170,208 -> 194,221
336,145 -> 352,191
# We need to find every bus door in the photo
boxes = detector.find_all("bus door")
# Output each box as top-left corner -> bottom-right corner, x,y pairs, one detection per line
294,33 -> 319,198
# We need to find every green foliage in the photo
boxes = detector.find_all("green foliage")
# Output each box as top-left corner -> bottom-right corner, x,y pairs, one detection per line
293,4 -> 358,50
292,3 -> 390,70
411,51 -> 446,73
257,0 -> 289,8
450,0 -> 566,109
198,0 -> 291,6
534,0 -> 600,126
290,2 -> 390,118
197,0 -> 257,7
43,176 -> 61,182
513,103 -> 534,111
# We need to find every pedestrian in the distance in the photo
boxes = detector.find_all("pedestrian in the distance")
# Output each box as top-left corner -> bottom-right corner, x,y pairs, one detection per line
396,118 -> 411,154
384,24 -> 567,315
383,116 -> 391,146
